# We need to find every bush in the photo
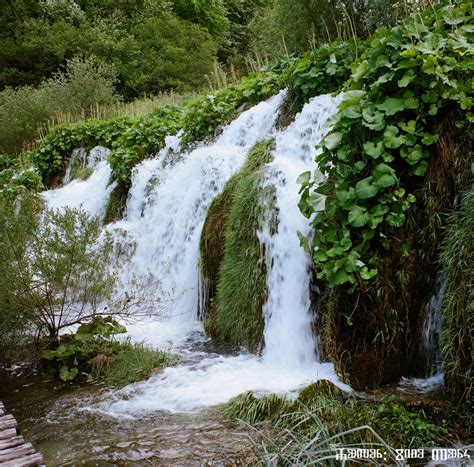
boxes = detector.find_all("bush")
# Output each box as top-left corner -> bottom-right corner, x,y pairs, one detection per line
0,56 -> 119,156
43,56 -> 119,116
0,204 -> 148,343
42,316 -> 178,386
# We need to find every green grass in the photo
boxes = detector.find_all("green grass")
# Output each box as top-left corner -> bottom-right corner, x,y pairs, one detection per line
439,189 -> 474,405
99,342 -> 178,388
224,380 -> 450,462
200,139 -> 275,351
103,185 -> 129,224
224,391 -> 288,424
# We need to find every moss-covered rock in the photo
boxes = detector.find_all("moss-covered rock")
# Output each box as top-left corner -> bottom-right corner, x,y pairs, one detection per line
296,379 -> 346,405
199,139 -> 275,351
103,185 -> 129,224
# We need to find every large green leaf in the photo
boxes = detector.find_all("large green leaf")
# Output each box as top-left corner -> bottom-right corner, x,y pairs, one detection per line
376,97 -> 405,115
355,177 -> 379,199
348,205 -> 368,227
373,163 -> 397,187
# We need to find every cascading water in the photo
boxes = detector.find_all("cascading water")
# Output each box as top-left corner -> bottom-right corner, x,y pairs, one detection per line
107,92 -> 287,347
43,92 -> 350,416
43,146 -> 115,220
400,278 -> 446,393
260,93 -> 342,369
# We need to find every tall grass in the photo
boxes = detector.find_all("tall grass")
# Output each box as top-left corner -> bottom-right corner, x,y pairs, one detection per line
200,139 -> 275,350
439,189 -> 473,405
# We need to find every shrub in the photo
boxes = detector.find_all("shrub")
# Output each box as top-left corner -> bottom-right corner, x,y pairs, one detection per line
43,56 -> 119,116
0,205 -> 150,343
0,56 -> 120,156
42,316 -> 178,386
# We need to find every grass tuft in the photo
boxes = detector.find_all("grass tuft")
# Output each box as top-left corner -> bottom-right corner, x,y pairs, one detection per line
96,341 -> 178,388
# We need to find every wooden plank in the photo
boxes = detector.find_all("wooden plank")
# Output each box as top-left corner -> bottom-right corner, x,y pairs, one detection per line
2,452 -> 44,467
0,435 -> 25,450
0,414 -> 17,431
0,428 -> 17,440
0,401 -> 43,466
0,442 -> 35,463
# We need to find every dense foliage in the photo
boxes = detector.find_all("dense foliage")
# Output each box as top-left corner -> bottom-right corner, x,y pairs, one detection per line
439,189 -> 473,405
32,67 -> 284,189
299,0 -> 473,287
42,316 -> 177,385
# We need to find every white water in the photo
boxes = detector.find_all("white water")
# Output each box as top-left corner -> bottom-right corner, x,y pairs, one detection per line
42,146 -> 115,220
43,93 -> 350,416
260,93 -> 341,368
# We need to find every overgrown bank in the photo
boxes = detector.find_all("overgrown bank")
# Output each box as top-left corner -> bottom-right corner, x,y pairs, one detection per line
1,0 -> 472,408
222,380 -> 472,463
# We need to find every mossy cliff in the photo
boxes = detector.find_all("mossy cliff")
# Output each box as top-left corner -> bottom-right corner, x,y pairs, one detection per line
199,139 -> 275,351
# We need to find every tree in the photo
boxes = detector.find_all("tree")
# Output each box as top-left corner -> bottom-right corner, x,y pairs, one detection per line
0,197 -> 155,345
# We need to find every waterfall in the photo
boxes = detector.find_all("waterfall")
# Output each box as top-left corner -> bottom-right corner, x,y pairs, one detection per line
107,91 -> 287,346
422,278 -> 446,377
43,92 -> 350,415
43,146 -> 115,220
260,94 -> 341,368
399,278 -> 446,393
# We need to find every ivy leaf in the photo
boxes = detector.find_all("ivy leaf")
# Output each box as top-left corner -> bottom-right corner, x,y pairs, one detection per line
414,160 -> 428,176
340,90 -> 365,108
383,125 -> 405,148
297,171 -> 311,185
386,212 -> 405,227
363,141 -> 384,158
355,177 -> 379,199
399,120 -> 416,134
348,205 -> 368,227
323,132 -> 343,150
376,97 -> 405,115
360,267 -> 378,280
398,70 -> 415,87
373,163 -> 397,187
352,60 -> 368,81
